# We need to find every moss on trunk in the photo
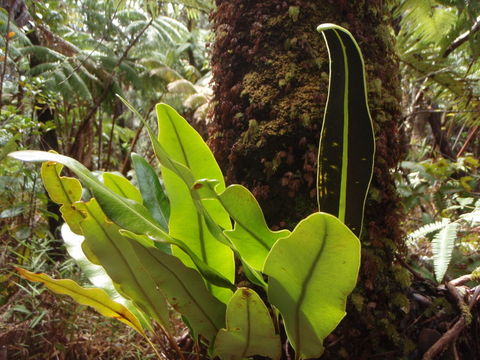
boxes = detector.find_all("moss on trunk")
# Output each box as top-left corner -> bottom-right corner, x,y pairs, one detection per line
210,0 -> 409,358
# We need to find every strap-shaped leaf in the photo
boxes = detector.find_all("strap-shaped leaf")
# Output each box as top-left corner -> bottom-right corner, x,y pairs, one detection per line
60,223 -> 150,328
42,161 -> 228,338
131,153 -> 170,231
214,288 -> 281,360
123,232 -> 227,341
103,172 -> 143,204
156,104 -> 235,303
432,222 -> 458,283
16,267 -> 144,335
74,199 -> 172,329
263,212 -> 360,359
316,24 -> 375,237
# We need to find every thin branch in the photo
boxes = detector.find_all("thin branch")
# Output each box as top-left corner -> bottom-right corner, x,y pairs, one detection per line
443,17 -> 480,58
456,125 -> 478,158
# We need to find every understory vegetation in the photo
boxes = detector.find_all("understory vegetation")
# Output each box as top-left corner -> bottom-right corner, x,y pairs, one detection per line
0,0 -> 479,359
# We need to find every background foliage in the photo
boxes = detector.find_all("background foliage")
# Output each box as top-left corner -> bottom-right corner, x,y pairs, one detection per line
0,0 -> 479,358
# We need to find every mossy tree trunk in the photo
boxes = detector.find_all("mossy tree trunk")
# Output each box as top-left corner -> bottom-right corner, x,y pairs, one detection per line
210,1 -> 410,358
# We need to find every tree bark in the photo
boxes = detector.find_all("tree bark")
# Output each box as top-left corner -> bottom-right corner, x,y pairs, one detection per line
210,1 -> 407,358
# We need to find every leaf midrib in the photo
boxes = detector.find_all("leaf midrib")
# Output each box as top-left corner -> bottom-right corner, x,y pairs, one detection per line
294,220 -> 327,354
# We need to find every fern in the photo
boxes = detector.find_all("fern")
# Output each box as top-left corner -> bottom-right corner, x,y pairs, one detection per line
432,222 -> 459,282
408,218 -> 451,240
400,0 -> 457,44
167,79 -> 197,94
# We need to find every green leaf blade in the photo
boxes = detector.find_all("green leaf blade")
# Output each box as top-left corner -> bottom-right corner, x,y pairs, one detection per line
316,24 -> 375,237
9,150 -> 171,242
103,172 -> 143,204
214,288 -> 281,360
125,235 -> 227,341
16,267 -> 144,335
131,153 -> 170,231
263,212 -> 360,359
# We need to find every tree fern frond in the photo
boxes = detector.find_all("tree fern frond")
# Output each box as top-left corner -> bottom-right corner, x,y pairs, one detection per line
408,218 -> 451,240
27,63 -> 58,77
0,37 -> 23,59
160,0 -> 213,13
61,62 -> 93,102
117,9 -> 147,23
432,222 -> 459,282
19,46 -> 66,62
183,93 -> 207,109
400,0 -> 457,44
118,61 -> 142,88
0,10 -> 32,46
167,79 -> 196,94
125,20 -> 148,36
149,66 -> 182,82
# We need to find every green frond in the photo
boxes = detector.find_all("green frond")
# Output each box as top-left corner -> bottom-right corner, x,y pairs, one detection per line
61,62 -> 93,102
160,0 -> 213,13
400,0 -> 458,44
117,9 -> 148,23
118,61 -> 143,89
432,222 -> 458,282
0,37 -> 23,59
149,65 -> 182,82
408,218 -> 451,240
126,20 -> 149,36
0,10 -> 32,46
27,63 -> 58,77
183,93 -> 207,109
19,46 -> 66,62
167,79 -> 196,94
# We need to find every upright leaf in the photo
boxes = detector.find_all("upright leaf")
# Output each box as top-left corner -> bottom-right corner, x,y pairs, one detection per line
131,153 -> 170,231
316,24 -> 375,237
16,268 -> 144,335
40,161 -> 84,234
432,222 -> 458,283
156,104 -> 235,302
263,212 -> 360,359
214,288 -> 281,360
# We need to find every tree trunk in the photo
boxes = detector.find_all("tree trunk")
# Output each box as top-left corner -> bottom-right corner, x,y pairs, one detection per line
210,1 -> 408,358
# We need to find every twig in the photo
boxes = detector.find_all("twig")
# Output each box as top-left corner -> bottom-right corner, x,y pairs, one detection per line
456,125 -> 478,158
422,316 -> 466,360
450,274 -> 472,287
443,18 -> 480,58
423,275 -> 480,360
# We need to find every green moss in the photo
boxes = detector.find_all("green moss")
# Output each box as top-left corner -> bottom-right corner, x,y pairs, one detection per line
391,292 -> 410,313
288,6 -> 300,22
392,264 -> 412,289
350,292 -> 365,312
